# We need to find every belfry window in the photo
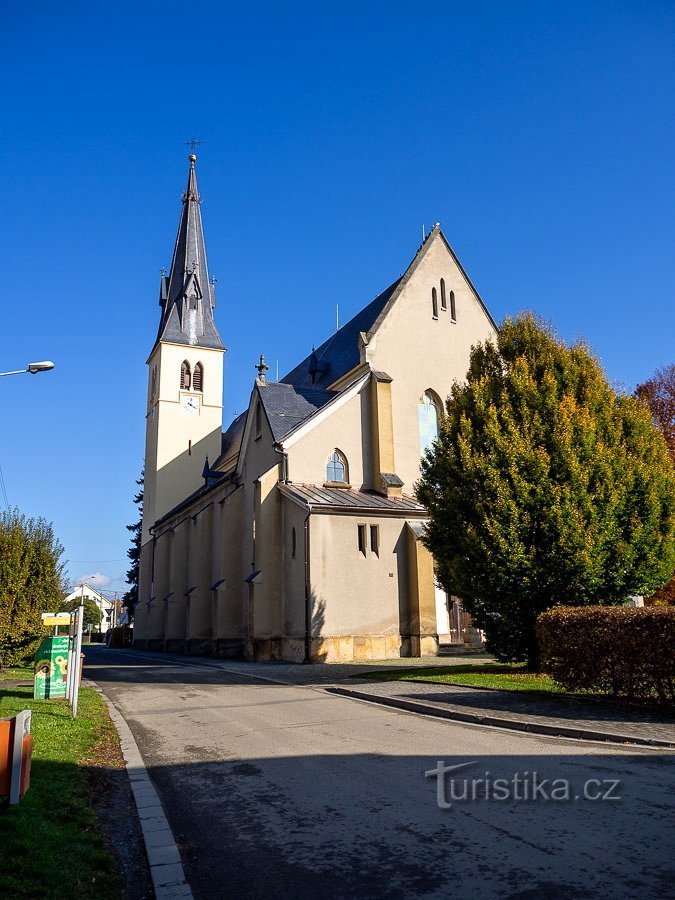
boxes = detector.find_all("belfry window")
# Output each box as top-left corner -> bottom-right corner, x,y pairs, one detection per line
326,449 -> 348,484
440,279 -> 447,311
418,391 -> 441,455
432,287 -> 439,318
450,290 -> 456,321
180,360 -> 191,390
193,362 -> 204,392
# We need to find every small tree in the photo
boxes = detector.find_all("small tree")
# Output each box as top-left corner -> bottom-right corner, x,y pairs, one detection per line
60,595 -> 103,630
416,314 -> 675,667
0,509 -> 67,667
636,363 -> 675,604
123,469 -> 143,621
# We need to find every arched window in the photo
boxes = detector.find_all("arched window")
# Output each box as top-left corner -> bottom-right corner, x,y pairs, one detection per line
431,287 -> 439,318
180,360 -> 191,390
440,278 -> 447,311
151,367 -> 157,399
326,449 -> 348,484
419,391 -> 441,455
450,290 -> 456,321
193,362 -> 204,392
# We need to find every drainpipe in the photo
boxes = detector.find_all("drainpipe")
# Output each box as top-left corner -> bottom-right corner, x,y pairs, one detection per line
273,441 -> 289,482
303,510 -> 311,664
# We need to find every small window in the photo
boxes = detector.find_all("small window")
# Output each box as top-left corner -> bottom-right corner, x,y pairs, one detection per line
358,524 -> 367,556
151,367 -> 157,399
326,449 -> 348,483
370,525 -> 379,556
255,403 -> 262,439
440,279 -> 447,311
432,287 -> 438,318
193,362 -> 203,392
180,360 -> 191,390
450,290 -> 456,321
291,527 -> 296,559
188,294 -> 198,310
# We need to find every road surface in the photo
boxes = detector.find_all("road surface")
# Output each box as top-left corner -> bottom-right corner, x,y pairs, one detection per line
85,647 -> 674,899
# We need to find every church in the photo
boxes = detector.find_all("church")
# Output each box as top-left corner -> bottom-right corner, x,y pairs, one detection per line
133,155 -> 497,661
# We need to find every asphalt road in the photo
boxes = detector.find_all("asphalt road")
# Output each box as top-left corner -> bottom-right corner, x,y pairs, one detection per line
85,646 -> 675,900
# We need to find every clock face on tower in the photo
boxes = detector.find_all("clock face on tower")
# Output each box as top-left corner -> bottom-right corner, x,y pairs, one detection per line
181,395 -> 201,416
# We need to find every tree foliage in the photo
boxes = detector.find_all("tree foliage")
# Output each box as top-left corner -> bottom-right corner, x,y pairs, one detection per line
636,363 -> 675,605
60,595 -> 103,629
416,313 -> 675,666
0,508 -> 67,667
123,469 -> 143,620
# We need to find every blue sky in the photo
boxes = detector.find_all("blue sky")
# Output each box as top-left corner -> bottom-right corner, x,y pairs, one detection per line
1,1 -> 673,594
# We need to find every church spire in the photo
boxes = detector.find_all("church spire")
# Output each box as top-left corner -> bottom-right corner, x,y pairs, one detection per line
154,154 -> 225,351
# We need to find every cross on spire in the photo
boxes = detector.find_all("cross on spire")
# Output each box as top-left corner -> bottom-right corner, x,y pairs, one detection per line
185,136 -> 203,154
255,354 -> 269,381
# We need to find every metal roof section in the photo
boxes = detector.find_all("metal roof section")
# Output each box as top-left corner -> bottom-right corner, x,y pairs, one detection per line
278,483 -> 427,515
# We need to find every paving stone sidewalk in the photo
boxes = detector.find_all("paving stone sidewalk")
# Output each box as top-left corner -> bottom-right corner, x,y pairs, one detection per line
328,678 -> 675,747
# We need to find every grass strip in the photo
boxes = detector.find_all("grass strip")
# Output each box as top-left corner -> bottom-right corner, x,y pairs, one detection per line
0,680 -> 123,899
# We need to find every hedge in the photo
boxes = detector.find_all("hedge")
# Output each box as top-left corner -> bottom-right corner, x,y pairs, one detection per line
537,606 -> 675,707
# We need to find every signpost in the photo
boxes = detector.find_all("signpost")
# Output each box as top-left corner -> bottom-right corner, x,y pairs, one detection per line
36,604 -> 85,717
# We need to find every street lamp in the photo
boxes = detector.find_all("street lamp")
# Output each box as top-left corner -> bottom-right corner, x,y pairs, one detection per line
0,360 -> 55,377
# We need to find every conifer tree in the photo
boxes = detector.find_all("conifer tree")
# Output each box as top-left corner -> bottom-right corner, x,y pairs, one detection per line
123,469 -> 143,621
416,313 -> 675,666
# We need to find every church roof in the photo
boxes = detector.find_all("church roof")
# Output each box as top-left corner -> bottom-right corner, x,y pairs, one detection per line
153,155 -> 225,353
278,483 -> 427,515
281,277 -> 401,390
258,383 -> 336,442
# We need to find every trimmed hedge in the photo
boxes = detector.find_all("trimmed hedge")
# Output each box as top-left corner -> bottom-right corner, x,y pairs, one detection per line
537,606 -> 675,707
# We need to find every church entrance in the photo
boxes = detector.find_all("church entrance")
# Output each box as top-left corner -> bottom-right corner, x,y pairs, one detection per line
435,586 -> 473,644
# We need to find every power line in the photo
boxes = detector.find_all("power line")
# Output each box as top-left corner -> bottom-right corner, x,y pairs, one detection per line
0,462 -> 9,509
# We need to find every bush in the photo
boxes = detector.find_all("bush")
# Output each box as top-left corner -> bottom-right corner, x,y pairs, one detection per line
537,606 -> 675,706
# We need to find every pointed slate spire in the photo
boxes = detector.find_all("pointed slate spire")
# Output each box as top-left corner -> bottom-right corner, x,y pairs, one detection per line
154,155 -> 225,351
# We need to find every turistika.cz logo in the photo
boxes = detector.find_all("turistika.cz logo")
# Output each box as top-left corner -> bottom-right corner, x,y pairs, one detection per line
425,761 -> 622,808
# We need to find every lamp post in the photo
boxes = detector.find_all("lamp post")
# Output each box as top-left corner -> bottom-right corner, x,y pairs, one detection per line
0,361 -> 55,377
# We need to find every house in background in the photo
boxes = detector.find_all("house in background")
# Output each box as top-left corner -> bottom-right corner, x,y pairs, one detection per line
134,154 -> 497,661
63,584 -> 117,633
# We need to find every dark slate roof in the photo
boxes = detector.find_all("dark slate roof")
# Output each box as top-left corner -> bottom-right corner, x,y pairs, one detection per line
153,157 -> 225,352
281,277 -> 402,390
278,483 -> 427,514
258,383 -> 336,442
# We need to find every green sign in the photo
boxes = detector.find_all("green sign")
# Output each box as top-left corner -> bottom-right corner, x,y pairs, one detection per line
34,636 -> 70,699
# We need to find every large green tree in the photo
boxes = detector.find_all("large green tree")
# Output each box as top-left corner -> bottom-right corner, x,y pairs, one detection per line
0,508 -> 67,667
416,313 -> 675,667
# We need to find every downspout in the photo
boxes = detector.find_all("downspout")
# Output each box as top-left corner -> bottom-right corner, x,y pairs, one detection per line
303,510 -> 311,664
273,441 -> 289,483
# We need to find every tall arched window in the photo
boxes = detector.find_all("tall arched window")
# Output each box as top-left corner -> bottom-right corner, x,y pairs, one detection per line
151,367 -> 157,399
450,290 -> 456,321
419,391 -> 441,455
193,362 -> 204,392
326,449 -> 348,484
180,360 -> 191,390
431,287 -> 439,318
440,278 -> 447,311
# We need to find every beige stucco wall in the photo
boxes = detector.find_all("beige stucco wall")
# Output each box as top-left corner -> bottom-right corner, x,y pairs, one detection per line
364,234 -> 497,492
143,342 -> 224,544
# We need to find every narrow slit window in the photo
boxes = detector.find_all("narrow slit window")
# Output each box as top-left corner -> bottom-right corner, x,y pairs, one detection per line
450,290 -> 456,321
370,525 -> 379,556
358,524 -> 367,556
181,360 -> 191,390
291,527 -> 296,559
432,287 -> 438,318
255,403 -> 262,439
440,279 -> 447,311
193,362 -> 203,392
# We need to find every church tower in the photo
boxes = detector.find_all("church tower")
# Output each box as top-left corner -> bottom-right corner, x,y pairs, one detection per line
141,154 -> 225,546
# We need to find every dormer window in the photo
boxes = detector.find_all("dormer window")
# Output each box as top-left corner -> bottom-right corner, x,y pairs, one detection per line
193,362 -> 203,392
180,360 -> 191,390
326,449 -> 348,484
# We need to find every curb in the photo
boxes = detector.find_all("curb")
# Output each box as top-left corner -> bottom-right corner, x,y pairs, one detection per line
92,684 -> 193,899
325,686 -> 675,749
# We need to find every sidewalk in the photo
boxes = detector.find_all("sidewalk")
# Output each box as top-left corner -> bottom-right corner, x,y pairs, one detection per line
328,678 -> 675,748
